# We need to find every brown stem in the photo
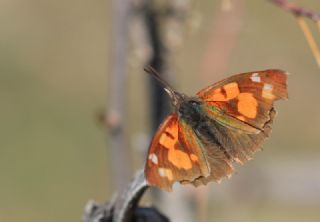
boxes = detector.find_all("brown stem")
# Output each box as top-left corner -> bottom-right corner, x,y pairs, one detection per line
270,0 -> 320,68
201,0 -> 245,80
269,0 -> 320,22
296,16 -> 320,68
108,0 -> 132,191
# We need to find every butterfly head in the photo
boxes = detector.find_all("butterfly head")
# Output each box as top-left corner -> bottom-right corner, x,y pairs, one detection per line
163,88 -> 186,108
144,66 -> 202,120
144,66 -> 187,108
164,88 -> 202,124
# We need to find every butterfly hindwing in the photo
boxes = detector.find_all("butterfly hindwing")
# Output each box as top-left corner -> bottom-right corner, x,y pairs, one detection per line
199,107 -> 276,166
145,113 -> 209,191
197,70 -> 288,129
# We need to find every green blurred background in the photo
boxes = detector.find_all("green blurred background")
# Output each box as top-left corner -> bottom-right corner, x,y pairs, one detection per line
1,0 -> 320,222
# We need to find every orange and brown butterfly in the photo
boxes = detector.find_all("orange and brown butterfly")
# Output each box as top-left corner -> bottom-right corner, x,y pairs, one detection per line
144,67 -> 288,192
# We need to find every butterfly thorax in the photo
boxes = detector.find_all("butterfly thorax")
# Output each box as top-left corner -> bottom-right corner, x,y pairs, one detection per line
177,97 -> 205,128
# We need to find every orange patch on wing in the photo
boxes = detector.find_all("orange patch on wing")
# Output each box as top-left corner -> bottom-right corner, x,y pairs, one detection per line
168,149 -> 192,170
237,93 -> 257,118
223,82 -> 240,99
262,90 -> 276,99
190,154 -> 199,162
166,169 -> 173,181
210,88 -> 226,101
159,123 -> 178,149
208,82 -> 240,101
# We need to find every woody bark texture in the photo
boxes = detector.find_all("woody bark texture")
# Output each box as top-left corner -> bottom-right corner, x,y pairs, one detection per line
82,170 -> 169,222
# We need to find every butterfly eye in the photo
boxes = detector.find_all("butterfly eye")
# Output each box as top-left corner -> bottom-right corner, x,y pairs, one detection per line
189,100 -> 200,106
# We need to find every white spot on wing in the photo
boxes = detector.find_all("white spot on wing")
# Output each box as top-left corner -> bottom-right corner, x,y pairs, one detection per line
148,153 -> 158,165
262,83 -> 275,99
263,83 -> 273,91
158,168 -> 166,177
250,73 -> 261,83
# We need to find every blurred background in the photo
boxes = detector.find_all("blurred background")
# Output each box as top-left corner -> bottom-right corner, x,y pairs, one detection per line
1,0 -> 320,222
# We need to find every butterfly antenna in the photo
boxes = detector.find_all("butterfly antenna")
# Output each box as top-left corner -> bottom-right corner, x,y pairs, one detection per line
144,66 -> 183,107
144,66 -> 176,94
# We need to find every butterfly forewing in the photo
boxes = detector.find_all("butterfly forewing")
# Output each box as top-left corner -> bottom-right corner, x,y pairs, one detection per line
197,70 -> 288,129
145,113 -> 209,191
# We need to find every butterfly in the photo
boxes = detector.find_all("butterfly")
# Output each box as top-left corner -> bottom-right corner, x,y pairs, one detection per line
144,67 -> 288,191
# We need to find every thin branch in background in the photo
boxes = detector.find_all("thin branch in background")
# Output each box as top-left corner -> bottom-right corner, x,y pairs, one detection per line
201,0 -> 245,86
269,0 -> 320,22
221,0 -> 233,12
144,1 -> 170,133
317,21 -> 320,36
133,1 -> 197,222
198,1 -> 245,221
143,2 -> 192,222
194,186 -> 209,222
108,0 -> 132,191
296,16 -> 320,68
269,0 -> 320,68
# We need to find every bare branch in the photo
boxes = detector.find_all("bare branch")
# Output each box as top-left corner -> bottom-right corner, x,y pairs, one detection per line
296,16 -> 320,68
108,0 -> 132,191
83,170 -> 169,222
201,0 -> 245,86
270,0 -> 320,68
113,170 -> 148,222
269,0 -> 320,22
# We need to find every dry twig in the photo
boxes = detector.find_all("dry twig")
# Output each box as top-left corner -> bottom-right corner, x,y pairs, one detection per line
296,16 -> 320,68
108,0 -> 132,191
269,0 -> 320,22
82,170 -> 169,222
269,0 -> 320,68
